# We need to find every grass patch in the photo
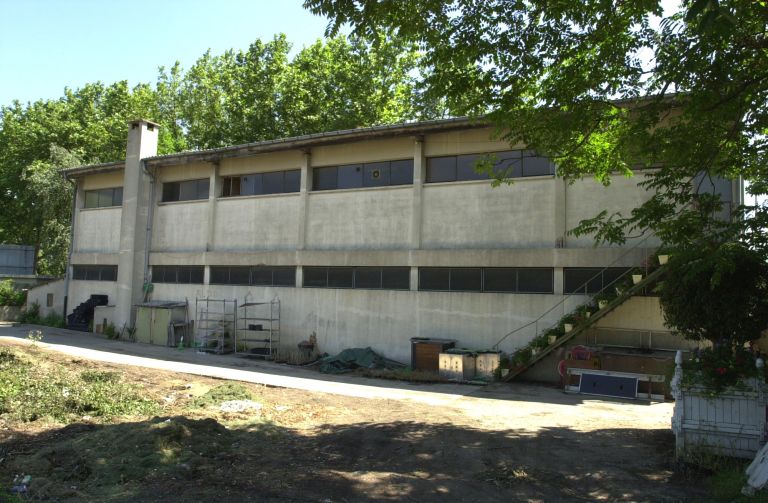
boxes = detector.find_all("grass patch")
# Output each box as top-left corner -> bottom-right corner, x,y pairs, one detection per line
0,348 -> 158,422
679,449 -> 768,502
190,383 -> 254,408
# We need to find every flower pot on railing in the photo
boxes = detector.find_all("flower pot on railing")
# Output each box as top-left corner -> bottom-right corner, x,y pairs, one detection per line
598,300 -> 608,309
563,323 -> 574,333
547,335 -> 557,344
658,254 -> 669,265
632,274 -> 643,284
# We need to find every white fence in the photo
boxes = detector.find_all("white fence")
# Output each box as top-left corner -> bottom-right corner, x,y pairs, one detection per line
671,350 -> 768,459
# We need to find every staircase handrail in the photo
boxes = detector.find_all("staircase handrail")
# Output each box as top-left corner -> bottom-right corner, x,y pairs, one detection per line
492,233 -> 658,350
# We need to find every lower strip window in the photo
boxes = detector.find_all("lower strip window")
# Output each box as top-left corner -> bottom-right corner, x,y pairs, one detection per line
72,265 -> 118,281
419,267 -> 553,293
563,268 -> 630,294
151,265 -> 204,284
209,266 -> 296,287
303,267 -> 410,290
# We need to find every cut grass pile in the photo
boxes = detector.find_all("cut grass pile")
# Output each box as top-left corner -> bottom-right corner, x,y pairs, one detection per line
190,382 -> 254,408
0,348 -> 158,422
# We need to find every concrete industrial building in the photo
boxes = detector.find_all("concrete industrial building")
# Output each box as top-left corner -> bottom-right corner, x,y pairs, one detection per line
44,118 -> 739,363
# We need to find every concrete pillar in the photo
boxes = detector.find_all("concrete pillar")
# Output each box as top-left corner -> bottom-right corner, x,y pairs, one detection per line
410,267 -> 419,292
410,137 -> 425,249
206,162 -> 220,251
554,267 -> 564,295
297,151 -> 311,250
554,177 -> 567,248
114,119 -> 159,329
296,265 -> 304,288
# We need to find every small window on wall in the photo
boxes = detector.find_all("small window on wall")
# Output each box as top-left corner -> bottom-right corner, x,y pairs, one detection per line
84,187 -> 123,208
221,170 -> 301,197
72,265 -> 118,281
302,267 -> 410,290
208,266 -> 297,287
425,150 -> 554,183
312,159 -> 414,191
161,179 -> 209,202
151,265 -> 204,284
46,293 -> 54,307
563,268 -> 631,294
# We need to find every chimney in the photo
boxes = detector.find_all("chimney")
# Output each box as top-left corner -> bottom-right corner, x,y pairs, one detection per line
114,119 -> 160,329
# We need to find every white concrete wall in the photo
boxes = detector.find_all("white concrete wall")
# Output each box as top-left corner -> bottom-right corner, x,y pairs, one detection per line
26,279 -> 66,318
152,281 -> 568,364
306,188 -> 413,250
422,179 -> 556,248
67,280 -> 118,315
75,208 -> 122,252
213,195 -> 300,251
152,201 -> 209,252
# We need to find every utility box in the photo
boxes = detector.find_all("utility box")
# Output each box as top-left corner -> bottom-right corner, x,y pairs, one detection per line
475,351 -> 501,378
135,301 -> 189,346
411,338 -> 455,372
439,352 -> 476,381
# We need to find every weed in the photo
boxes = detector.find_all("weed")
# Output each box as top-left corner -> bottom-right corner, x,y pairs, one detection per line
361,367 -> 444,383
191,383 -> 253,408
0,348 -> 158,422
17,302 -> 40,324
103,323 -> 118,340
26,330 -> 43,346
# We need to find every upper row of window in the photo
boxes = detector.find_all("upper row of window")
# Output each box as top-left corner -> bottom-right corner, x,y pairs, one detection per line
83,150 -> 555,205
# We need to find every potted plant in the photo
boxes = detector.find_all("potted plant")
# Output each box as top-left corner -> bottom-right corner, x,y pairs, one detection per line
545,328 -> 560,344
658,253 -> 669,265
631,268 -> 643,284
594,292 -> 611,310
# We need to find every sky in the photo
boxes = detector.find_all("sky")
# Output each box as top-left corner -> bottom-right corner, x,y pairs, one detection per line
0,0 -> 331,106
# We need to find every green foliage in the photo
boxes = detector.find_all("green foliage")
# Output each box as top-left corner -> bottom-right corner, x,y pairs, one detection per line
0,280 -> 25,306
306,0 -> 768,256
660,242 -> 768,344
0,34 -> 424,276
103,322 -> 118,340
17,301 -> 40,324
0,348 -> 157,422
191,383 -> 254,408
682,345 -> 763,394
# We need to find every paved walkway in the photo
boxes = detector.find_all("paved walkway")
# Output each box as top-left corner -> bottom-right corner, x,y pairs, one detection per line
0,323 -> 673,427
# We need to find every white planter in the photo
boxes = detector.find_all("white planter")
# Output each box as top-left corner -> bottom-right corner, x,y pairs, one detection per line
632,274 -> 643,284
531,347 -> 540,356
598,300 -> 608,309
658,254 -> 669,265
547,335 -> 557,344
671,351 -> 768,459
584,311 -> 591,319
564,323 -> 573,333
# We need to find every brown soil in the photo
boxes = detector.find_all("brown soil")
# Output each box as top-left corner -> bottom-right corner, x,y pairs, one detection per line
0,340 -> 707,502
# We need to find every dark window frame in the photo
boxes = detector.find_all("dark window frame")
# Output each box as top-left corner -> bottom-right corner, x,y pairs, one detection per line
426,150 -> 555,183
302,266 -> 410,290
419,267 -> 554,294
208,266 -> 297,287
221,169 -> 301,197
151,265 -> 204,285
161,178 -> 210,202
563,267 -> 630,295
312,159 -> 414,191
72,265 -> 118,282
83,187 -> 123,208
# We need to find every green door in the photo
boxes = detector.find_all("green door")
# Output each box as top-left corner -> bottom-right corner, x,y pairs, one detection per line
135,307 -> 152,344
151,308 -> 171,346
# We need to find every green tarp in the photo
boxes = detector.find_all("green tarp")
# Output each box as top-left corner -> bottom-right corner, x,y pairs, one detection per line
318,347 -> 402,374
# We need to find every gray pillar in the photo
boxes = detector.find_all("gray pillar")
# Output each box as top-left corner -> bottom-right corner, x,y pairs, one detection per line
206,162 -> 220,251
554,177 -> 567,248
410,137 -> 425,249
114,119 -> 159,329
297,151 -> 311,250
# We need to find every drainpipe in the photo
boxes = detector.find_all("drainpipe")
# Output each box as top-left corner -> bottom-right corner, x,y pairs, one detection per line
142,160 -> 156,300
62,176 -> 77,319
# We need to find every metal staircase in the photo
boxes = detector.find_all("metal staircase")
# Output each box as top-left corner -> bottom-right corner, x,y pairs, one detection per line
501,265 -> 666,382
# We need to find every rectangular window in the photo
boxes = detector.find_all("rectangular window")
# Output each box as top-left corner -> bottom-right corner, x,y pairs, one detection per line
563,268 -> 630,294
83,187 -> 123,208
303,267 -> 410,290
426,150 -> 553,183
313,160 -> 414,191
162,179 -> 209,202
420,267 -> 554,293
221,170 -> 303,197
72,265 -> 118,282
208,266 -> 296,287
151,265 -> 204,284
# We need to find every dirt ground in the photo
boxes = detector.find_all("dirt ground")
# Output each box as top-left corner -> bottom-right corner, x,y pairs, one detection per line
0,339 -> 708,503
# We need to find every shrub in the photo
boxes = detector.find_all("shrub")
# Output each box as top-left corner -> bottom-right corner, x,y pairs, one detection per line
0,279 -> 25,306
17,301 -> 40,324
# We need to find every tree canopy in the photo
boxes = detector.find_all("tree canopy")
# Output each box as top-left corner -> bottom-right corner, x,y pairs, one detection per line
305,0 -> 768,254
0,34 -> 428,275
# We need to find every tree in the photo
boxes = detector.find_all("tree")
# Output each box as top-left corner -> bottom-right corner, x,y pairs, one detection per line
304,0 -> 768,253
660,242 -> 768,345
